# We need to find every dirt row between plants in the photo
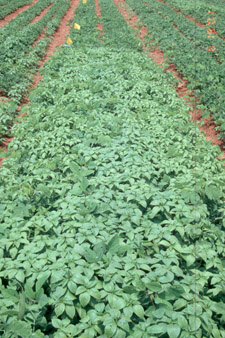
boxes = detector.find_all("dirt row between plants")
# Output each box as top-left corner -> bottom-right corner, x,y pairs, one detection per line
157,0 -> 204,28
144,1 -> 222,65
0,0 -> 81,166
112,0 -> 225,161
95,0 -> 104,42
158,0 -> 225,41
0,0 -> 39,28
31,3 -> 55,46
29,2 -> 53,24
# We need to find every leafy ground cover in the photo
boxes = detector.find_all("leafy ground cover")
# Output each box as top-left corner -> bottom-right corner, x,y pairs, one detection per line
0,0 -> 33,20
0,0 -> 70,143
125,0 -> 225,140
0,0 -> 70,101
162,0 -> 225,38
144,0 -> 225,64
0,0 -> 225,337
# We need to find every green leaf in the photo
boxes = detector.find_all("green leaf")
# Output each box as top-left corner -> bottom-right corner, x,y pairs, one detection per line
165,285 -> 185,300
173,298 -> 187,310
183,254 -> 195,267
152,308 -> 165,318
66,305 -> 76,319
123,307 -> 133,318
159,272 -> 174,283
118,319 -> 130,332
123,286 -> 137,294
106,234 -> 120,253
133,304 -> 145,319
24,284 -> 35,299
146,281 -> 162,292
167,324 -> 181,338
150,206 -> 161,218
205,185 -> 222,200
55,303 -> 65,317
52,318 -> 62,329
148,323 -> 167,334
55,286 -> 66,299
178,315 -> 188,329
83,248 -> 99,263
1,310 -> 18,316
80,177 -> 90,191
211,302 -> 225,314
69,162 -> 80,173
5,320 -> 31,338
36,271 -> 51,292
39,294 -> 49,307
93,241 -> 106,260
79,292 -> 90,307
105,322 -> 117,337
51,271 -> 65,284
68,281 -> 77,294
189,315 -> 201,331
212,328 -> 223,338
17,292 -> 26,320
16,270 -> 25,283
71,183 -> 82,196
108,295 -> 126,310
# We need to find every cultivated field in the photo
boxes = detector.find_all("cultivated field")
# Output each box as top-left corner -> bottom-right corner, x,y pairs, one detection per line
0,0 -> 225,337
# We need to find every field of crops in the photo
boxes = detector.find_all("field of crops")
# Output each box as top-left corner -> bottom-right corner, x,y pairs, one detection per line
0,0 -> 225,337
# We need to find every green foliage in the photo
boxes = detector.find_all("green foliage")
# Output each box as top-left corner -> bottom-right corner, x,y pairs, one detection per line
0,0 -> 225,337
0,0 -> 69,102
126,0 -> 225,139
0,0 -> 33,20
163,0 -> 225,37
0,99 -> 18,143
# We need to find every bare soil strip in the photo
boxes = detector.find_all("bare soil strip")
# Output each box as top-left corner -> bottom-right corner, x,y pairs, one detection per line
0,0 -> 80,166
32,24 -> 48,46
113,0 -> 225,160
38,0 -> 80,64
144,1 -> 221,65
95,0 -> 104,42
29,3 -> 53,24
158,0 -> 225,41
157,0 -> 204,28
0,0 -> 39,28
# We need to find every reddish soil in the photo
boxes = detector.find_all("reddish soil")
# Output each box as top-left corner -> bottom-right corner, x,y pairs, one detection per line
95,0 -> 104,42
144,1 -> 222,65
0,0 -> 39,28
0,0 -> 81,166
32,25 -> 48,46
157,0 -> 204,28
158,0 -> 225,41
29,3 -> 53,24
113,0 -> 225,160
39,0 -> 80,63
30,4 -> 55,46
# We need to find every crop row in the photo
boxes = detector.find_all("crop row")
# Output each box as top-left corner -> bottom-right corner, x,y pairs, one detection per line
144,0 -> 225,64
0,0 -> 32,20
0,0 -> 225,337
0,0 -> 53,36
0,0 -> 9,6
0,0 -> 70,144
0,0 -> 54,100
163,0 -> 225,38
125,0 -> 225,140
